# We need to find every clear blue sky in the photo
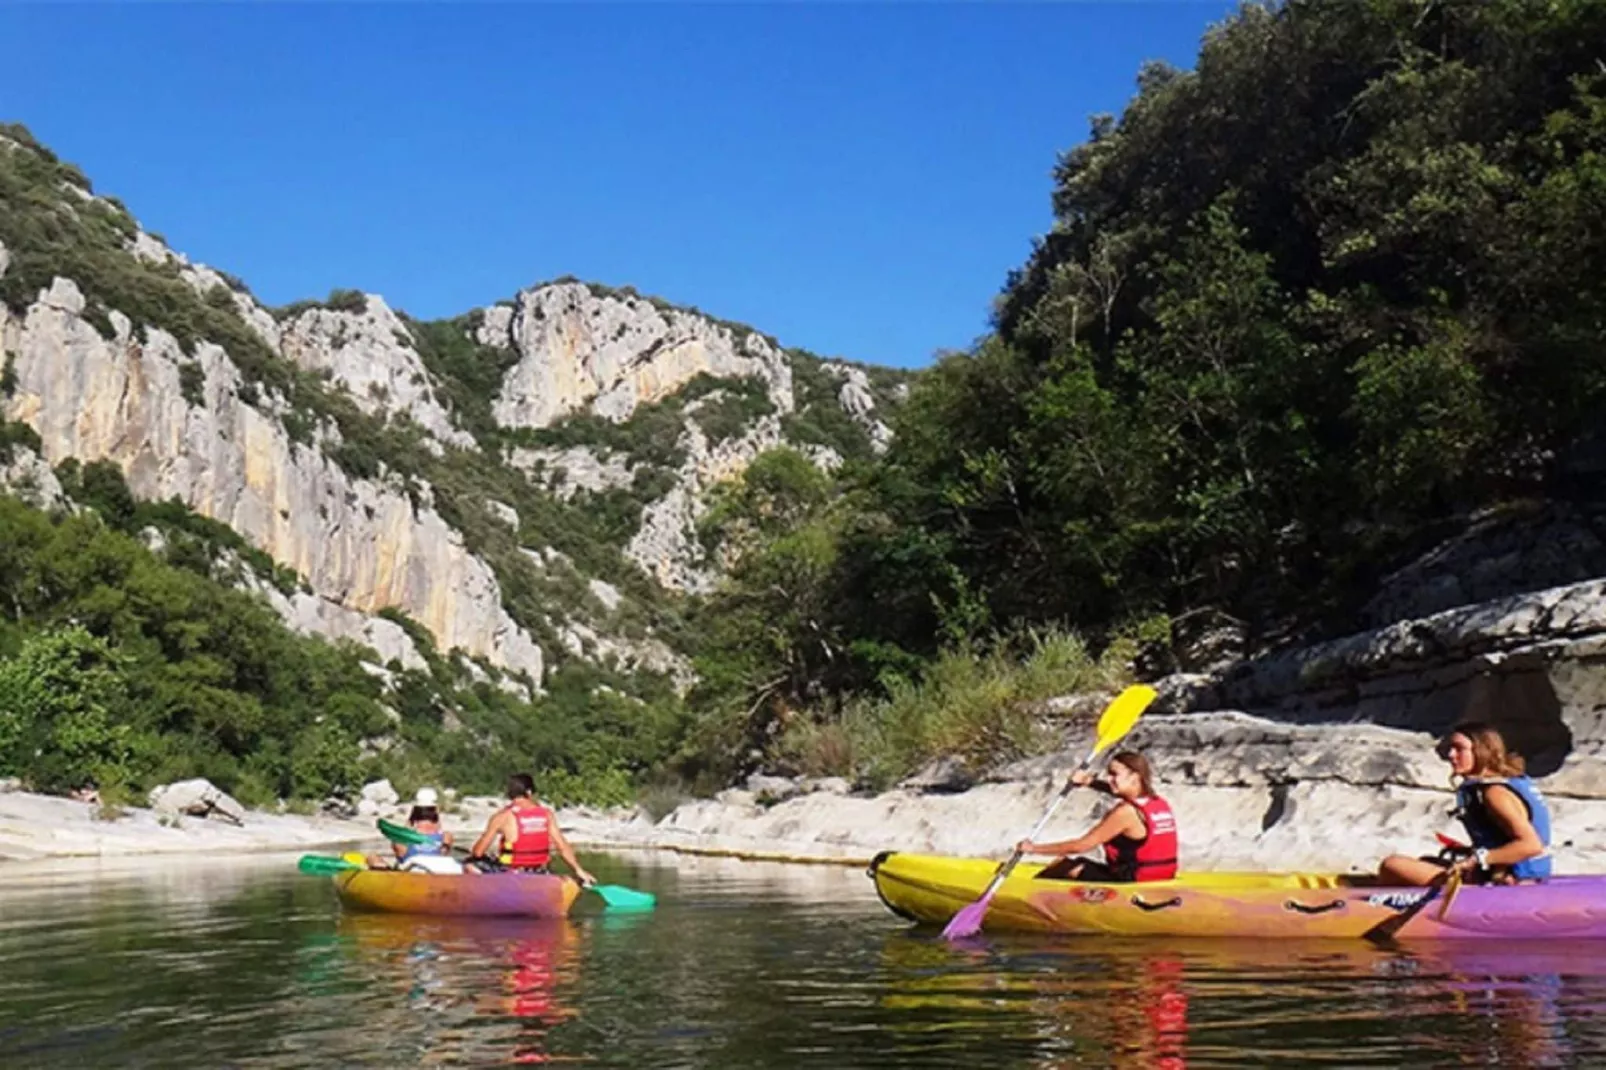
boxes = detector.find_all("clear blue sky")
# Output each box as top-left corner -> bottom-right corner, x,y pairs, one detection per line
2,2 -> 1237,368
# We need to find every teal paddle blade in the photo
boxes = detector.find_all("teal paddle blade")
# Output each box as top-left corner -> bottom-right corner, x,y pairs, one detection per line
590,883 -> 656,910
377,817 -> 429,846
298,854 -> 363,876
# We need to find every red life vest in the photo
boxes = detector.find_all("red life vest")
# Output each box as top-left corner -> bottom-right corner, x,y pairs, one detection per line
1103,796 -> 1179,881
501,803 -> 553,870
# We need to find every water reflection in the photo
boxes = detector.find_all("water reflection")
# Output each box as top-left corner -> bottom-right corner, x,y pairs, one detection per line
4,853 -> 1606,1068
336,914 -> 583,1066
874,932 -> 1606,1069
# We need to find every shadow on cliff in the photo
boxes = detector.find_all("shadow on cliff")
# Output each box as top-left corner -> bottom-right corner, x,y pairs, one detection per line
1414,670 -> 1572,778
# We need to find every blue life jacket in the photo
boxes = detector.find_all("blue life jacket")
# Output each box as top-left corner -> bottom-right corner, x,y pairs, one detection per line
1456,776 -> 1552,880
399,830 -> 447,862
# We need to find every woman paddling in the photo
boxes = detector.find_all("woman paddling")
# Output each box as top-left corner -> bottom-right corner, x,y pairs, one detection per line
1017,750 -> 1179,882
1379,721 -> 1551,886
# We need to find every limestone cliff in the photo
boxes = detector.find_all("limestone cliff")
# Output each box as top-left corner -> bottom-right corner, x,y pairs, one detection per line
480,281 -> 897,589
0,276 -> 543,683
277,294 -> 475,452
478,281 -> 896,465
483,283 -> 795,429
0,129 -> 906,693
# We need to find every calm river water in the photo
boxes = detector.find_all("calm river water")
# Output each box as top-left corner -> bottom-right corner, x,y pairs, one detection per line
2,850 -> 1605,1068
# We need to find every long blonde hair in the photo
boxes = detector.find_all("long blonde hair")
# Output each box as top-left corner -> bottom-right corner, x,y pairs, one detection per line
1444,721 -> 1525,779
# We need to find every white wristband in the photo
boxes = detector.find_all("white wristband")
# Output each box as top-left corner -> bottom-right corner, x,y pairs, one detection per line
1474,848 -> 1490,870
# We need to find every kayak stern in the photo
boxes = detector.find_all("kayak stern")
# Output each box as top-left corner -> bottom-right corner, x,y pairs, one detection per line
334,869 -> 582,918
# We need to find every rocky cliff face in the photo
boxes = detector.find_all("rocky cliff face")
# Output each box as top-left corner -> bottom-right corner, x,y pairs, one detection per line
278,294 -> 474,452
484,282 -> 896,591
0,131 -> 905,692
481,283 -> 795,430
0,275 -> 545,682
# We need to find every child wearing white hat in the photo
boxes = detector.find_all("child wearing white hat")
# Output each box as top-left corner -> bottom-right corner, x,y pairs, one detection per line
369,786 -> 458,872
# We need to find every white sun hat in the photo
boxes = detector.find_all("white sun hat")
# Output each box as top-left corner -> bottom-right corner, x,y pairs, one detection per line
414,786 -> 440,807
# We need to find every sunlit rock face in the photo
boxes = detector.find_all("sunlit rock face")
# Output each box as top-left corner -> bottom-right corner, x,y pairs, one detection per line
0,277 -> 543,682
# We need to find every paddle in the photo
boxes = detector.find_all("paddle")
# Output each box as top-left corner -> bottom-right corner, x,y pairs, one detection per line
941,683 -> 1159,940
1362,866 -> 1460,943
1435,866 -> 1465,923
298,853 -> 365,876
376,818 -> 656,910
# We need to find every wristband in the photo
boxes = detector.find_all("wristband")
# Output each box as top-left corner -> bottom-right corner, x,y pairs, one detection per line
1474,847 -> 1490,871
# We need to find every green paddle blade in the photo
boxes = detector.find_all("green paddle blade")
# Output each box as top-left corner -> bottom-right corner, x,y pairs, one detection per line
589,883 -> 656,910
377,817 -> 430,846
298,854 -> 364,876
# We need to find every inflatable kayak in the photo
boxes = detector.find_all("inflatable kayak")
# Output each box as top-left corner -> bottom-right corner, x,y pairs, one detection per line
333,868 -> 582,918
868,852 -> 1606,941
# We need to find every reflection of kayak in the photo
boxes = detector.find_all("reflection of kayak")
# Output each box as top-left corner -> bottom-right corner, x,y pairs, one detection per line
869,852 -> 1606,940
334,869 -> 582,918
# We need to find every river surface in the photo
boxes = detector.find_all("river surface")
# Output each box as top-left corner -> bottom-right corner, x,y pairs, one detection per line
3,849 -> 1605,1068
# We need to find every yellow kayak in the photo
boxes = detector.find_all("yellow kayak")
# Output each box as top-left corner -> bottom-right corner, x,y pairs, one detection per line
867,852 -> 1606,940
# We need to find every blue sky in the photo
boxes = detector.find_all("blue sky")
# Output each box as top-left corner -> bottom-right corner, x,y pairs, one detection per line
2,2 -> 1238,368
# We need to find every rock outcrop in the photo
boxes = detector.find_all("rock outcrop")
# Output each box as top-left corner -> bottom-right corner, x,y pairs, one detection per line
148,778 -> 247,825
0,277 -> 544,681
279,295 -> 474,451
0,444 -> 69,511
484,283 -> 794,429
1186,574 -> 1606,794
507,444 -> 636,501
822,363 -> 893,454
626,415 -> 792,592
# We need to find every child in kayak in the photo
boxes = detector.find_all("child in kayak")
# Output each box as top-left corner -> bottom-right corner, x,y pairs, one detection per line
468,773 -> 596,885
1379,721 -> 1552,886
369,786 -> 459,872
1018,750 -> 1179,882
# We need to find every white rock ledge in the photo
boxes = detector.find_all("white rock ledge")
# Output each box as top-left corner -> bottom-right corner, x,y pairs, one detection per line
0,790 -> 371,863
551,708 -> 1606,875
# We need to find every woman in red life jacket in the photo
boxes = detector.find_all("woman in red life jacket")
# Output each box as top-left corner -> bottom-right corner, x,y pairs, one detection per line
1017,750 -> 1179,882
469,773 -> 596,885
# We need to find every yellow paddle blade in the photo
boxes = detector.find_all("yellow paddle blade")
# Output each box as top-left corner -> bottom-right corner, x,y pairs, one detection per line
1092,684 -> 1159,756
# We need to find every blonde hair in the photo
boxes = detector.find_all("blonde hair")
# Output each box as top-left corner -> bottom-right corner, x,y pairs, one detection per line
1444,721 -> 1525,778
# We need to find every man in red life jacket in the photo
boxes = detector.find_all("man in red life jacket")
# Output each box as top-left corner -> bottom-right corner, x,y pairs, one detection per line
469,773 -> 596,885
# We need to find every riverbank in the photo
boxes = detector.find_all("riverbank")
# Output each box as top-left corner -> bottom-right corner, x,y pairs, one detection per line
7,708 -> 1604,873
549,713 -> 1606,874
0,788 -> 373,862
563,571 -> 1606,875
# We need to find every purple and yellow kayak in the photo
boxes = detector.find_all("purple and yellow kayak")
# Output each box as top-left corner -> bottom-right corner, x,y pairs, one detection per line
333,868 -> 582,918
869,852 -> 1606,941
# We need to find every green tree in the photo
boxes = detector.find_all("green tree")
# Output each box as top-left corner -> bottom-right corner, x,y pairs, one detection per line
0,625 -> 133,793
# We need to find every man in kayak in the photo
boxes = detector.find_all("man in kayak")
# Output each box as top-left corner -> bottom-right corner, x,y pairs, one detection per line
1017,750 -> 1179,882
1379,721 -> 1552,886
468,773 -> 596,885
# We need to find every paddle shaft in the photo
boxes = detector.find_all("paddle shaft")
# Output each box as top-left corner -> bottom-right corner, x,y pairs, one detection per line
1363,865 -> 1459,942
974,744 -> 1107,905
1435,866 -> 1466,922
